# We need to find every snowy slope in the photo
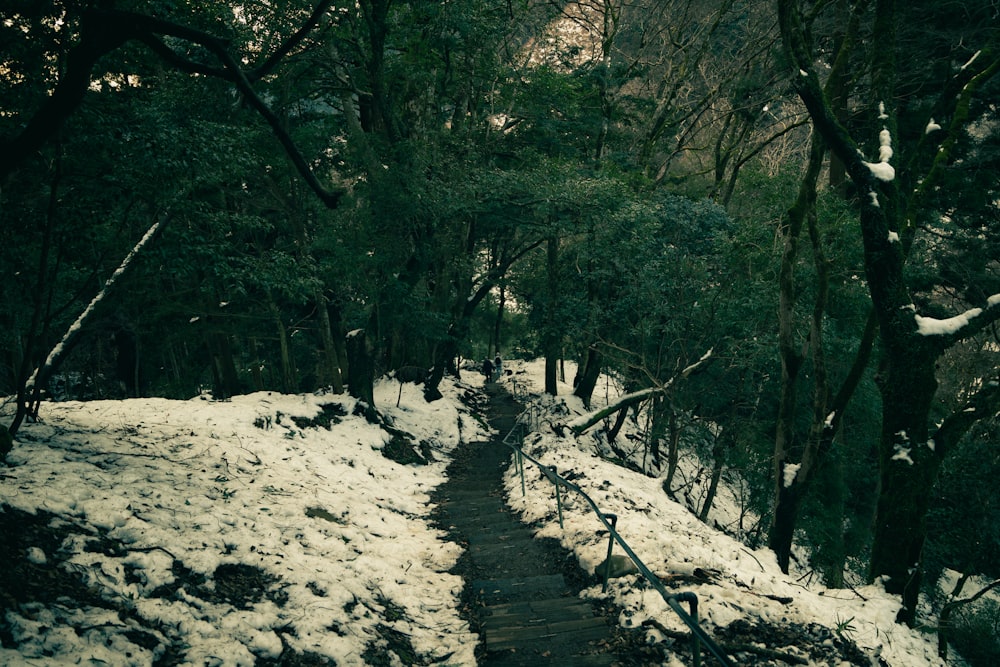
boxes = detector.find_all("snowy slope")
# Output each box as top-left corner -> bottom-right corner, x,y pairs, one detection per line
0,361 -> 966,665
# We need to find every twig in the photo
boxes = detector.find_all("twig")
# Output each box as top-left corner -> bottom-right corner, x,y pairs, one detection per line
741,547 -> 765,572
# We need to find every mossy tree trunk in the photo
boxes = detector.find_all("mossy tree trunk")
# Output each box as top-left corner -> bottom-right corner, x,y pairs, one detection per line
777,0 -> 1000,622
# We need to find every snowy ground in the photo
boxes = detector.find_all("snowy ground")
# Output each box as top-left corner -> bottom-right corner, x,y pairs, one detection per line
0,378 -> 487,666
0,359 -> 970,665
500,360 -> 958,667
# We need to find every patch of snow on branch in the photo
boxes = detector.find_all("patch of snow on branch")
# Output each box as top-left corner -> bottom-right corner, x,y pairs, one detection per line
915,306 -> 983,335
892,444 -> 914,465
962,50 -> 982,70
782,462 -> 801,488
865,162 -> 895,181
863,126 -> 895,182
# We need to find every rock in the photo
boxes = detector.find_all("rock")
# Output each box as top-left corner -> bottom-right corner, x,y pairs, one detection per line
596,554 -> 638,578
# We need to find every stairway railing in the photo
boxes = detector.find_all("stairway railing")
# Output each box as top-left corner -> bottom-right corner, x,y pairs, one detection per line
500,406 -> 735,667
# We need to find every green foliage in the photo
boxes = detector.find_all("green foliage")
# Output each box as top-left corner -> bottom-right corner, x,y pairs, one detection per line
926,420 -> 1000,583
948,599 -> 1000,667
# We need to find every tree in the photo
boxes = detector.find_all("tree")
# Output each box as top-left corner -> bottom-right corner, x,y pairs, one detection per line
0,0 -> 351,442
777,0 -> 1000,623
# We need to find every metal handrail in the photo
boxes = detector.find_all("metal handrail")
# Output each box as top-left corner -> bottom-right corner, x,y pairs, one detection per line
500,412 -> 735,667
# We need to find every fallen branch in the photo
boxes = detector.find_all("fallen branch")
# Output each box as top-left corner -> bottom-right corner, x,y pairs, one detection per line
568,350 -> 713,435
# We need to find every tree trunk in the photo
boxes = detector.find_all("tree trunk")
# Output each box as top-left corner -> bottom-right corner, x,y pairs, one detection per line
814,451 -> 847,588
770,480 -> 804,574
492,281 -> 506,358
268,294 -> 295,393
699,431 -> 729,523
315,290 -> 344,394
768,131 -> 822,573
665,408 -> 681,490
208,332 -> 241,399
777,0 -> 1000,622
869,339 -> 941,622
543,236 -> 560,396
605,404 -> 629,443
573,345 -> 602,408
346,328 -> 377,421
113,326 -> 139,397
646,395 -> 667,468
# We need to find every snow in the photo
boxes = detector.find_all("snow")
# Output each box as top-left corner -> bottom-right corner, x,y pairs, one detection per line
501,362 -> 958,667
915,306 -> 983,335
863,127 -> 895,182
888,231 -> 900,243
870,163 -> 894,183
782,462 -> 801,488
961,50 -> 981,70
925,119 -> 942,134
891,444 -> 915,465
25,219 -> 165,392
1,380 -> 486,666
0,360 -> 964,666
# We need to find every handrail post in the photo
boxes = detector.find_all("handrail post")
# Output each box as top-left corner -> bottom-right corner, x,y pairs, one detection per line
518,449 -> 526,496
601,513 -> 618,592
689,597 -> 701,667
549,466 -> 563,529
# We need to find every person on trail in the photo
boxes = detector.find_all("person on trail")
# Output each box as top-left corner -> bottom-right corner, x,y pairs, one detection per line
494,355 -> 502,382
482,358 -> 494,383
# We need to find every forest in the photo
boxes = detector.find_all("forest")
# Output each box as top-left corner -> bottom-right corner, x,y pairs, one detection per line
2,0 -> 999,662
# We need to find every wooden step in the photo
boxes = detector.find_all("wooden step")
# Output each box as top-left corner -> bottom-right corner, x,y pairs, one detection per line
472,574 -> 569,604
483,598 -> 597,622
484,615 -> 611,650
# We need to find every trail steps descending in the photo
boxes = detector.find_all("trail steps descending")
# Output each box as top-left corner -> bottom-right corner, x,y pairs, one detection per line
432,384 -> 621,666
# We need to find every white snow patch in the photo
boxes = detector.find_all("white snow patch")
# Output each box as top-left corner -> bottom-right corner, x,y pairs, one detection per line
892,445 -> 914,465
925,118 -> 942,134
782,462 -> 801,488
915,307 -> 983,335
865,161 -> 895,181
